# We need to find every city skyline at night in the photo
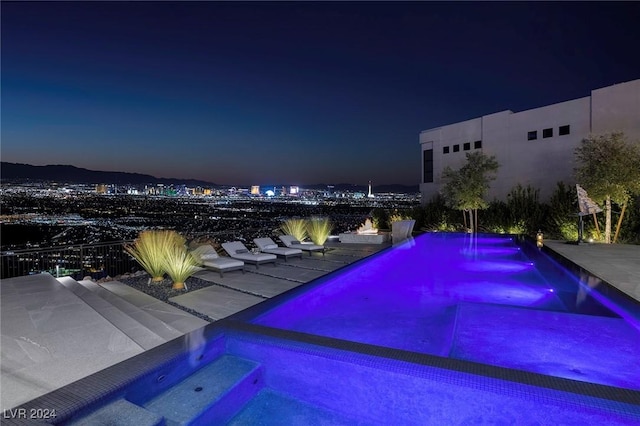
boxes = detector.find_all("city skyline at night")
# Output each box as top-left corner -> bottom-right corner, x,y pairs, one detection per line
2,2 -> 639,186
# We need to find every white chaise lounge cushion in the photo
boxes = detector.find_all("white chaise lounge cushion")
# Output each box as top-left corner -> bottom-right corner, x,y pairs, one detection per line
191,245 -> 219,263
222,241 -> 277,262
254,237 -> 303,257
279,235 -> 324,251
202,257 -> 244,269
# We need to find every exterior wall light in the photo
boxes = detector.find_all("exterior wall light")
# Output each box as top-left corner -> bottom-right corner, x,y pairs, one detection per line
536,230 -> 544,248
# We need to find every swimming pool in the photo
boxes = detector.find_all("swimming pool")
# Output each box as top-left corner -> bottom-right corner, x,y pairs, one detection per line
251,233 -> 640,391
14,233 -> 640,425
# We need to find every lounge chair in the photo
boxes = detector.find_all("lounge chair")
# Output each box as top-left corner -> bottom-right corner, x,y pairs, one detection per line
279,235 -> 325,256
254,237 -> 303,261
190,245 -> 245,278
221,241 -> 277,269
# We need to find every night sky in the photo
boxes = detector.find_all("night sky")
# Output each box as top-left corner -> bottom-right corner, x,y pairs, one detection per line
2,2 -> 639,186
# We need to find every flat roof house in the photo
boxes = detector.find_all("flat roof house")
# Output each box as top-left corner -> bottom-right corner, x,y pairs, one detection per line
419,79 -> 640,202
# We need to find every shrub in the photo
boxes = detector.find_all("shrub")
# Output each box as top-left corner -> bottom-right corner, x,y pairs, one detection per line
389,210 -> 412,224
371,208 -> 390,230
124,230 -> 183,282
432,212 -> 460,232
483,200 -> 510,233
163,243 -> 201,290
545,182 -> 578,241
418,195 -> 460,231
506,184 -> 544,235
307,217 -> 333,245
280,218 -> 308,242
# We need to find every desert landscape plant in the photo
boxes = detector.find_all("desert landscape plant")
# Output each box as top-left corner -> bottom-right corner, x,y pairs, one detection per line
124,230 -> 183,282
307,217 -> 333,245
280,218 -> 308,242
163,243 -> 201,290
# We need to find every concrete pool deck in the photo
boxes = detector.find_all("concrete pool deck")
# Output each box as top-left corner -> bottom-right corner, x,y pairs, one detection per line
1,237 -> 639,411
545,240 -> 640,303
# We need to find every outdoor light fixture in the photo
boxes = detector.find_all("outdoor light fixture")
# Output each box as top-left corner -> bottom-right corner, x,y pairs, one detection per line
536,230 -> 544,248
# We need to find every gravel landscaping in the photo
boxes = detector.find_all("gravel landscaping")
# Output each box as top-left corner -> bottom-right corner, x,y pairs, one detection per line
117,272 -> 216,322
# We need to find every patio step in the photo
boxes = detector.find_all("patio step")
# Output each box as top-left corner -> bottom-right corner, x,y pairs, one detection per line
143,354 -> 263,425
56,277 -> 167,350
66,398 -> 164,426
97,280 -> 209,334
58,277 -> 183,344
78,279 -> 186,342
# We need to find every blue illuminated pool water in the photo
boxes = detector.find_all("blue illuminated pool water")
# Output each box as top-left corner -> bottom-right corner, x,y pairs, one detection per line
253,233 -> 640,391
32,233 -> 640,425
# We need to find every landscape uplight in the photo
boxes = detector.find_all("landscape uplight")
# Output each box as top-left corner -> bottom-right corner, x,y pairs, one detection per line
536,230 -> 544,248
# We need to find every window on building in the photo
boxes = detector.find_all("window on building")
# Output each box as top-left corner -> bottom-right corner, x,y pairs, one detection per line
423,149 -> 433,183
527,131 -> 537,141
443,146 -> 449,154
463,142 -> 471,151
453,144 -> 460,152
474,140 -> 482,149
543,128 -> 553,138
559,125 -> 570,135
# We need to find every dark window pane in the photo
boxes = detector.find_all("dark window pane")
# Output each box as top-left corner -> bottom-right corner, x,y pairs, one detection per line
443,146 -> 449,154
463,142 -> 471,151
543,128 -> 553,138
423,149 -> 433,183
559,125 -> 570,135
528,131 -> 537,141
474,140 -> 482,149
453,144 -> 460,152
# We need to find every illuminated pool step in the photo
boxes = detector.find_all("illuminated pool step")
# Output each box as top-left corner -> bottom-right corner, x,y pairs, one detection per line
143,355 -> 263,425
228,388 -> 363,425
67,399 -> 164,426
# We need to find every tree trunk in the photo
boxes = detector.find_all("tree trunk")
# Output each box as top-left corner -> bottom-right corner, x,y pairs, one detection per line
613,201 -> 627,243
475,209 -> 478,233
592,213 -> 601,240
468,210 -> 474,233
463,210 -> 467,230
605,196 -> 612,244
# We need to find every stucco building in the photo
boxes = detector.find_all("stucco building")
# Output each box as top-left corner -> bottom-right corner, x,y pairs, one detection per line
419,79 -> 640,202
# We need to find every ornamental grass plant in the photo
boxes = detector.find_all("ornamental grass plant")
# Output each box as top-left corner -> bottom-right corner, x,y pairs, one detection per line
124,230 -> 184,282
280,218 -> 308,242
307,217 -> 333,245
163,243 -> 202,290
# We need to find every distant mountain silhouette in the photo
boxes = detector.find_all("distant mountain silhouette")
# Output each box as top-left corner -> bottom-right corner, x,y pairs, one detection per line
0,162 -> 217,187
0,162 -> 419,193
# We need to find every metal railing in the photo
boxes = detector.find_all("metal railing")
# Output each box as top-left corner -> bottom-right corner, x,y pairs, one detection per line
1,241 -> 138,280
